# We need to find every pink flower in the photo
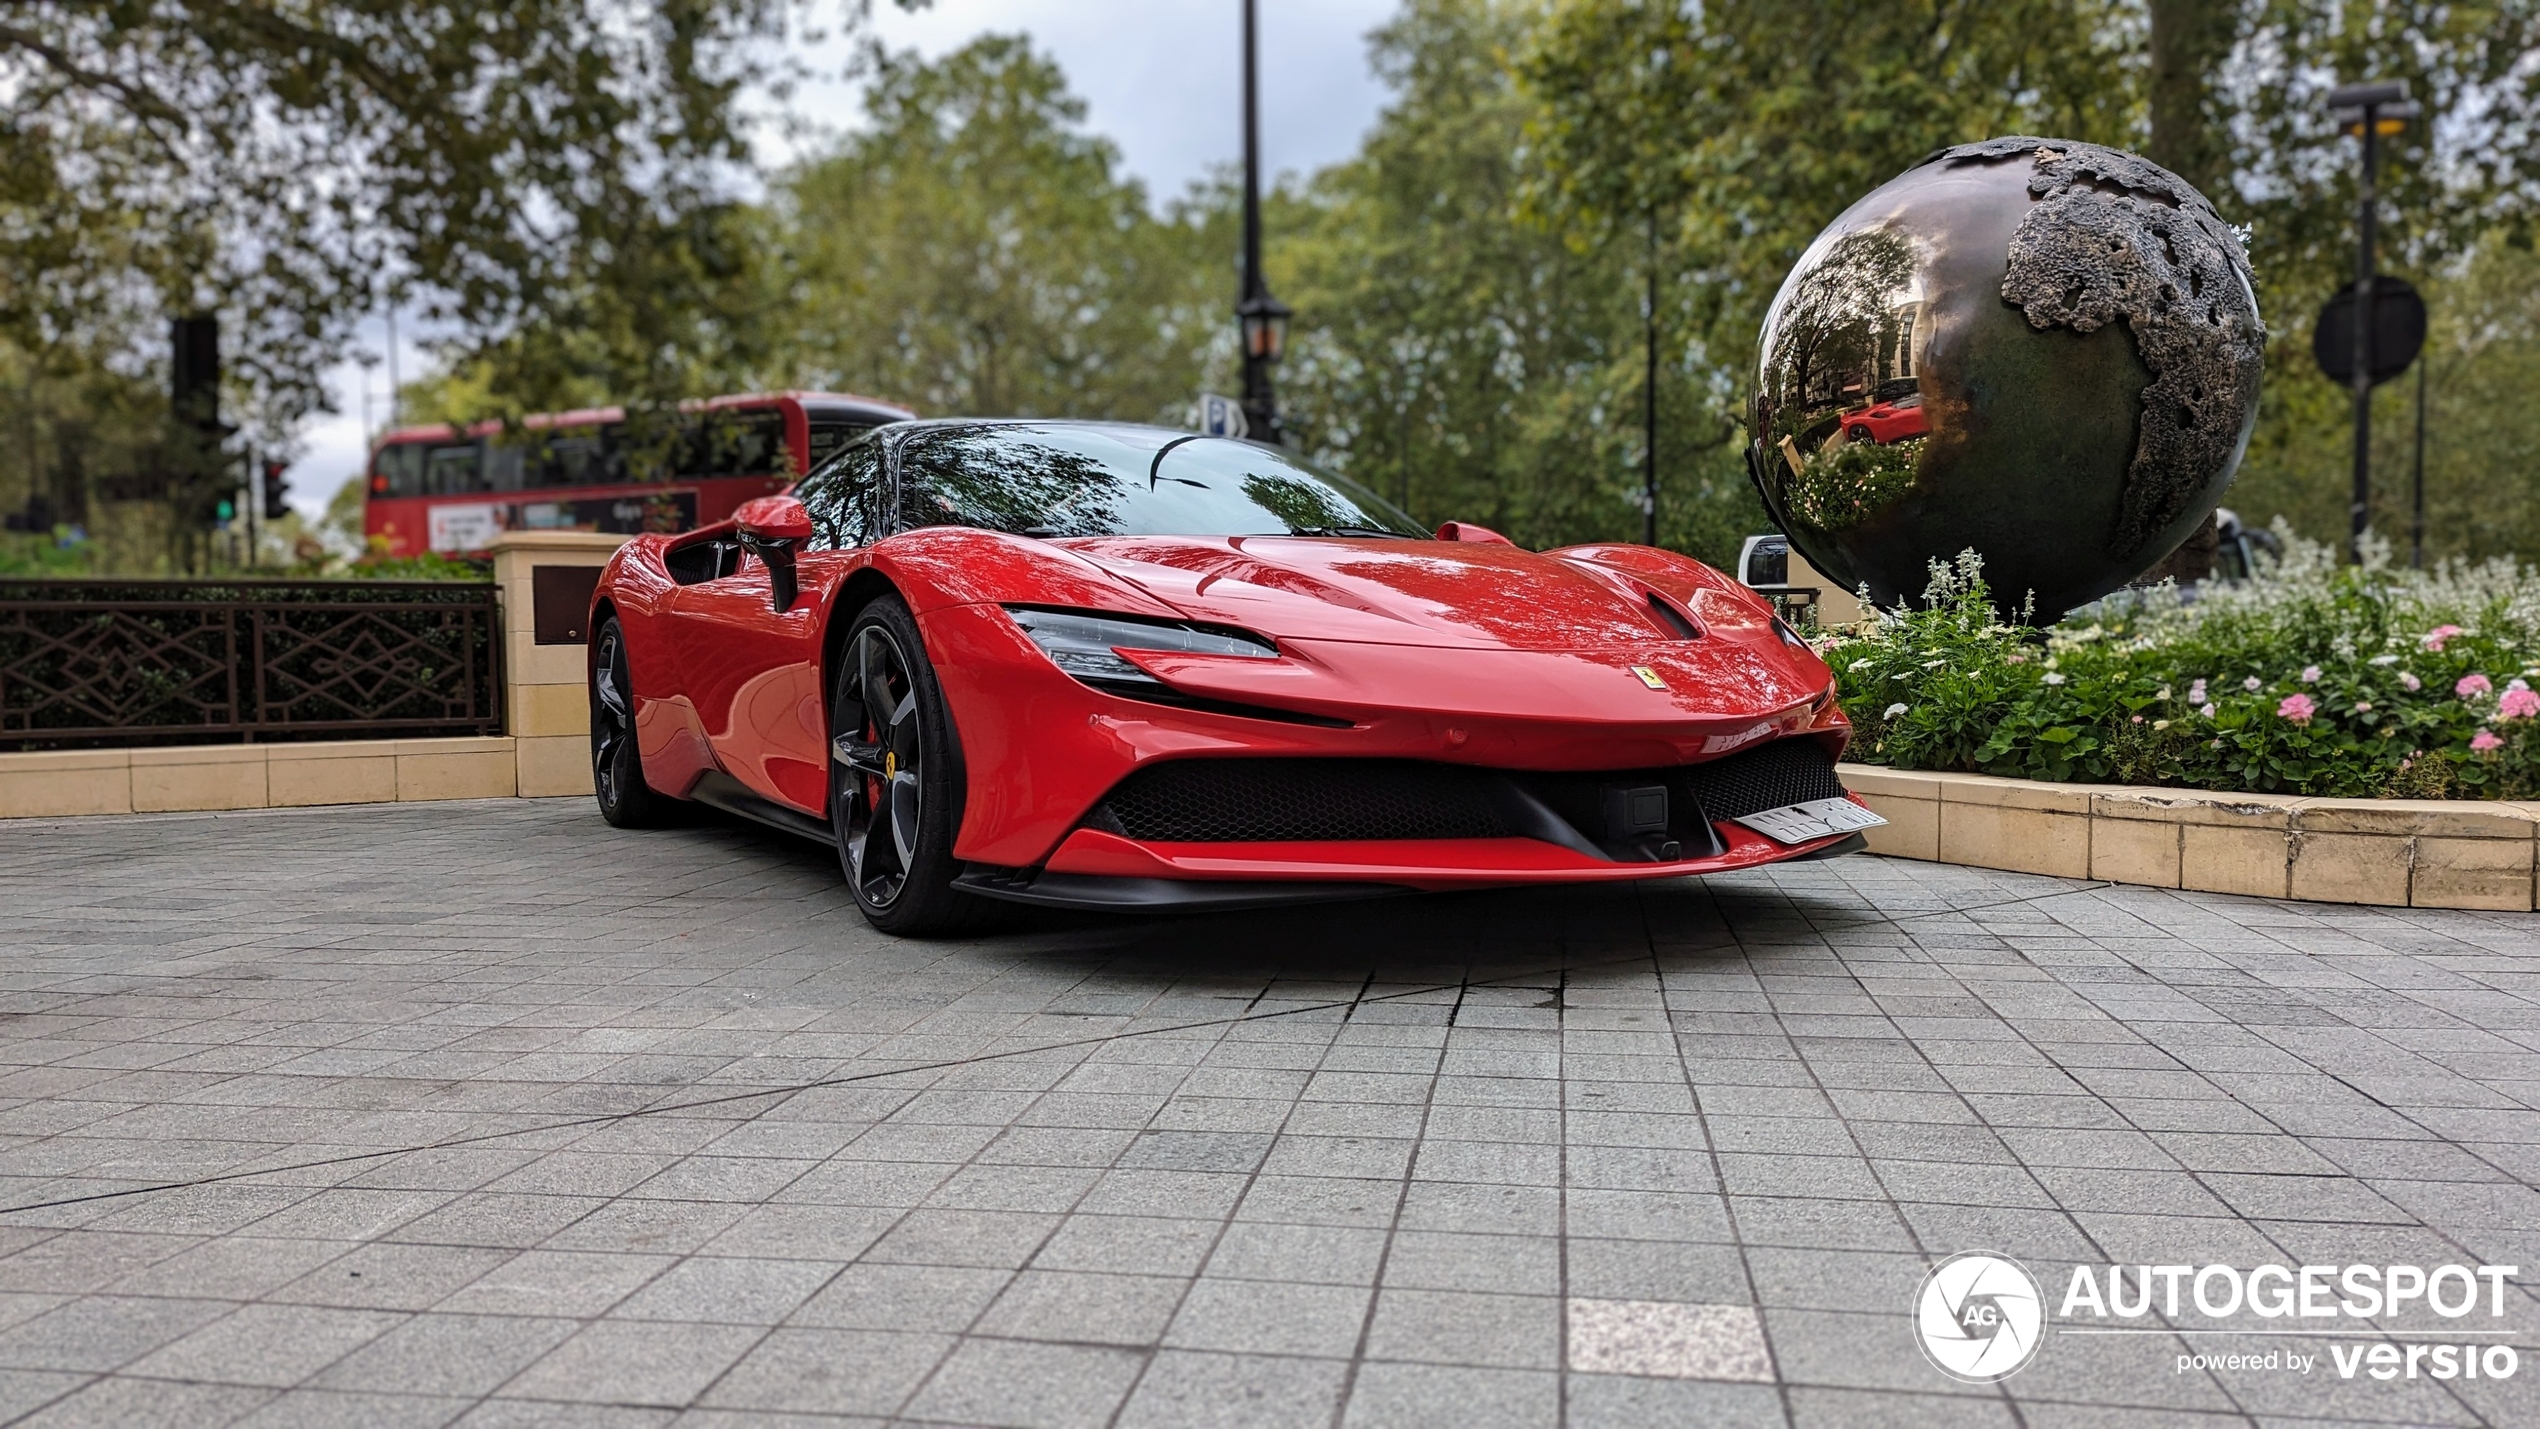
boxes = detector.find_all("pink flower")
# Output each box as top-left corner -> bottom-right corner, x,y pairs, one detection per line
2472,730 -> 2504,753
2400,672 -> 2422,692
2354,701 -> 2372,713
2131,714 -> 2145,724
2501,688 -> 2540,720
2300,665 -> 2322,684
2199,702 -> 2217,718
2243,676 -> 2263,692
2458,674 -> 2494,699
2424,625 -> 2464,652
2187,679 -> 2207,704
2276,693 -> 2317,723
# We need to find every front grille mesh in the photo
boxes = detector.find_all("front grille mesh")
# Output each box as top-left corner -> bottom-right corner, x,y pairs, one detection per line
1678,736 -> 1846,819
1099,759 -> 1511,843
1089,737 -> 1846,846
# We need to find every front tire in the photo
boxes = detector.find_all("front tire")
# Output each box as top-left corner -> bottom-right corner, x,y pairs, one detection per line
591,616 -> 674,827
828,597 -> 996,936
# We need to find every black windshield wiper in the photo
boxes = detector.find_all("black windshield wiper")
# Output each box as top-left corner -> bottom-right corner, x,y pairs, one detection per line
1289,524 -> 1412,539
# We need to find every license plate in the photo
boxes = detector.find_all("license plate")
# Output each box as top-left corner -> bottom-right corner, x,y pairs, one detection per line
1734,796 -> 1887,845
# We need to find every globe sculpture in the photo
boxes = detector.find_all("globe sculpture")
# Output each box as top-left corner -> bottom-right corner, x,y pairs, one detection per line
1748,137 -> 2265,618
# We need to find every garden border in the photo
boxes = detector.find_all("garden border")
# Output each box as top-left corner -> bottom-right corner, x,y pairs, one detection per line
1842,763 -> 2540,911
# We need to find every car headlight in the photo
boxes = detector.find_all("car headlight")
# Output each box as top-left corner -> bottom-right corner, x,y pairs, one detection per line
1004,606 -> 1276,694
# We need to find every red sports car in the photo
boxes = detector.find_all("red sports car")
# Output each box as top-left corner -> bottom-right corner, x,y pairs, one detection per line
586,421 -> 1873,934
1843,391 -> 1928,445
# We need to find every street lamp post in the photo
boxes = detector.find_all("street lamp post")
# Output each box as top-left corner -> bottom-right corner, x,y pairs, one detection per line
1237,0 -> 1290,444
2326,80 -> 2415,563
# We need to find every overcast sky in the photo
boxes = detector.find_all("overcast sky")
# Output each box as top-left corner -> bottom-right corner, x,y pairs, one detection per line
284,0 -> 1399,517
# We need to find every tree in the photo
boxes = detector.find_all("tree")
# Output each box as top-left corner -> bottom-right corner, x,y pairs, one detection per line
4,2 -> 852,433
1274,0 -> 1762,562
766,35 -> 1220,422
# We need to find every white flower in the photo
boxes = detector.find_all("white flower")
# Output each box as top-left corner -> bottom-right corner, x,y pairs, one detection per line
1882,703 -> 1908,719
1920,658 -> 1945,669
1849,658 -> 1871,671
2200,702 -> 2217,718
2369,654 -> 2400,667
2187,679 -> 2208,704
2243,676 -> 2263,692
2042,673 -> 2067,686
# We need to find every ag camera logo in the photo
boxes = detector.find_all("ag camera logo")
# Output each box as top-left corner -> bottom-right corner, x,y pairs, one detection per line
1916,1251 -> 2044,1382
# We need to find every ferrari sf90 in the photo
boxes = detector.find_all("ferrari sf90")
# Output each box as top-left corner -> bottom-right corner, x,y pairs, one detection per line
587,421 -> 1874,934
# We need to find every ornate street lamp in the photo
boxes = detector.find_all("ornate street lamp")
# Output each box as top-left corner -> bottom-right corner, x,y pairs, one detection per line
1237,0 -> 1288,444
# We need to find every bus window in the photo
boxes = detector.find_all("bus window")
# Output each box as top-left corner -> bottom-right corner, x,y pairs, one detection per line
807,420 -> 875,469
370,442 -> 426,497
678,411 -> 788,480
484,444 -> 526,491
524,429 -> 617,489
423,442 -> 483,495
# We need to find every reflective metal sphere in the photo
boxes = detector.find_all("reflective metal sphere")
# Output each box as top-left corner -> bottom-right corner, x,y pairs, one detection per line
1748,138 -> 2264,618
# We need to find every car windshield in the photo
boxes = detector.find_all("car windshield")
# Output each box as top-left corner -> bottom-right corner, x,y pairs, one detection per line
892,424 -> 1427,539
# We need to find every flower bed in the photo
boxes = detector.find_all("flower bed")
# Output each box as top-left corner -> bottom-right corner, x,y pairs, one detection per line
1825,535 -> 2540,800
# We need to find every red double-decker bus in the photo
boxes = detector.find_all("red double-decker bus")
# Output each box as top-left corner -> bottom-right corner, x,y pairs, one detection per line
363,391 -> 914,557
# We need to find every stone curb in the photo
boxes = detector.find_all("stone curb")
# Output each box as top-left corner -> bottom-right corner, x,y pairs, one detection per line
1841,762 -> 2540,911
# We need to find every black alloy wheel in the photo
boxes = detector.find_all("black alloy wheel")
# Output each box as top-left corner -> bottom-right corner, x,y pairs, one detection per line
1847,424 -> 1874,444
591,616 -> 672,827
828,597 -> 995,935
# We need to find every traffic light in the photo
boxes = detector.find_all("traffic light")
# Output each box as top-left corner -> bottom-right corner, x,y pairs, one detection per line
214,496 -> 235,525
261,461 -> 289,521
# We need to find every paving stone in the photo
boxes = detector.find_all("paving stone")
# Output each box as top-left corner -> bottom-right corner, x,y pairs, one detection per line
4,800 -> 2539,1426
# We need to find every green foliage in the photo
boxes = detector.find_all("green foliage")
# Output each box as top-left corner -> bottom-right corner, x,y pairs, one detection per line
770,35 -> 1219,423
1274,0 -> 1765,562
1830,537 -> 2540,798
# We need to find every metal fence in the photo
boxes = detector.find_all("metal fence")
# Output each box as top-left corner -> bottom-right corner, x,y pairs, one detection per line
0,579 -> 504,749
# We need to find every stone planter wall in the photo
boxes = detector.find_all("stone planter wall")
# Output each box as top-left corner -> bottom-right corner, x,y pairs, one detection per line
1842,763 -> 2540,911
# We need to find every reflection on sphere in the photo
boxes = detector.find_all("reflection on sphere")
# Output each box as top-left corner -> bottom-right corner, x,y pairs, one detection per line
1749,138 -> 2264,619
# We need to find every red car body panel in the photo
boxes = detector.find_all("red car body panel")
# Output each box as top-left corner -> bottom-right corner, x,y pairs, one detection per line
592,496 -> 1859,903
1844,397 -> 1928,444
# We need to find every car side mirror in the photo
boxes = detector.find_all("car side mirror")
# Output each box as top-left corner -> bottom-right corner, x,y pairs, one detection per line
733,496 -> 812,612
1434,520 -> 1516,547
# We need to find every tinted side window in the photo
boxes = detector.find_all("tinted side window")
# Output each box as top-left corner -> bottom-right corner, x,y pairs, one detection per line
795,442 -> 884,551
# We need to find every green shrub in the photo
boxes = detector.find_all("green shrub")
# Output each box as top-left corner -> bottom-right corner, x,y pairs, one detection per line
1824,532 -> 2540,798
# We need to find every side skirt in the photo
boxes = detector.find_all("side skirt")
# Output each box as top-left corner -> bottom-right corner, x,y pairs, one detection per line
686,771 -> 838,848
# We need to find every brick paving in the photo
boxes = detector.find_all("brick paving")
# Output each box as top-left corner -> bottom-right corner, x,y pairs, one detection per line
0,797 -> 2532,1426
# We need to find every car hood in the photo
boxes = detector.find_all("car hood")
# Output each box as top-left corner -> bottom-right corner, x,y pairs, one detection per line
1054,534 -> 1746,652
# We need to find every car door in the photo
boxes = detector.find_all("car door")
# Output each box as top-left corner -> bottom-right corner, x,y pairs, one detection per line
660,441 -> 885,814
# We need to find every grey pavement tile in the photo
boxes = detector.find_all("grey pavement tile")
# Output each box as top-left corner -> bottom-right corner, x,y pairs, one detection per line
500,1319 -> 766,1408
1339,1362 -> 1557,1429
975,1269 -> 1187,1346
608,1255 -> 837,1325
1365,1288 -> 1559,1369
122,1302 -> 406,1388
1113,1349 -> 1347,1429
1565,1374 -> 1785,1429
900,1337 -> 1145,1429
1207,1220 -> 1389,1286
1166,1278 -> 1372,1359
0,1294 -> 230,1372
439,1250 -> 673,1319
270,1240 -> 516,1311
695,1325 -> 949,1416
1027,1214 -> 1220,1276
230,1387 -> 471,1428
13,1375 -> 275,1427
790,1261 -> 1010,1332
311,1311 -> 577,1398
